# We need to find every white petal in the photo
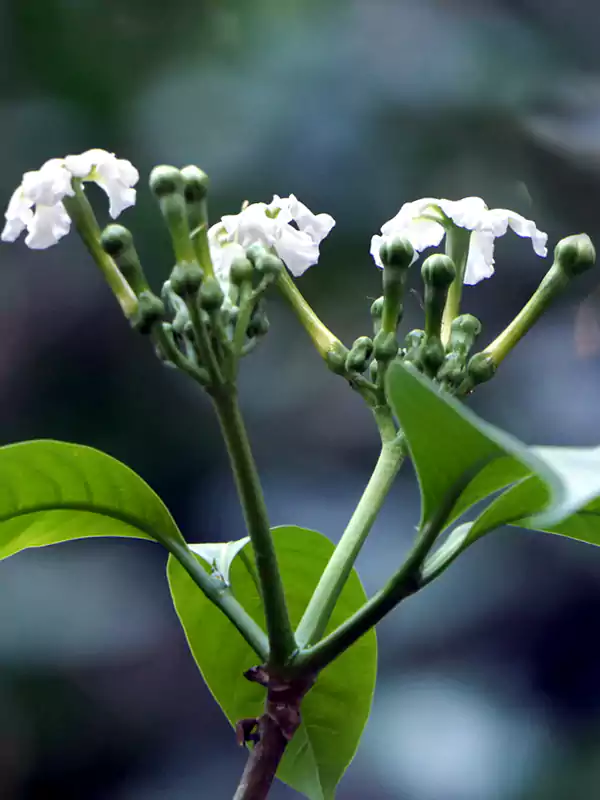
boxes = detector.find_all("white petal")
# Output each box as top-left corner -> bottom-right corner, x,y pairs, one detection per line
489,208 -> 548,257
274,226 -> 320,277
2,187 -> 33,241
22,159 -> 73,205
464,230 -> 495,284
65,150 -> 139,218
287,194 -> 336,243
370,234 -> 385,269
437,197 -> 488,231
24,203 -> 71,249
64,150 -> 99,178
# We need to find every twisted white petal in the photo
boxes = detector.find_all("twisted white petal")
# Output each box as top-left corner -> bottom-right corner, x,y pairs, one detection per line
2,148 -> 138,249
214,194 -> 335,278
372,196 -> 548,284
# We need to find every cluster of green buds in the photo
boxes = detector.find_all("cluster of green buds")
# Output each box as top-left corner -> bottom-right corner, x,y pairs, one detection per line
323,230 -> 596,417
99,166 -> 282,393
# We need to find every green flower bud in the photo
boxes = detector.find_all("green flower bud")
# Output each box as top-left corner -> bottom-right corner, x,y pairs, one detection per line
448,313 -> 482,358
181,165 -> 209,203
437,351 -> 466,386
554,233 -> 596,277
380,238 -> 412,334
230,256 -> 254,286
170,262 -> 204,297
403,329 -> 425,368
345,336 -> 374,373
100,224 -> 149,296
247,304 -> 270,338
467,352 -> 496,386
325,341 -> 350,375
373,329 -> 399,362
132,291 -> 165,335
255,253 -> 284,277
420,337 -> 445,376
421,254 -> 456,341
149,165 -> 184,197
199,276 -> 224,311
421,254 -> 456,289
379,236 -> 414,270
370,296 -> 384,320
246,243 -> 269,265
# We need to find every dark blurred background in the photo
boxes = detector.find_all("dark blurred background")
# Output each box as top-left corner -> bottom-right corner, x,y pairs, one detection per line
1,0 -> 600,797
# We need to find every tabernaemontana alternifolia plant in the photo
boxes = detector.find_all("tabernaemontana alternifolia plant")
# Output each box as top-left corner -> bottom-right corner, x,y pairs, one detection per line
3,149 -> 600,800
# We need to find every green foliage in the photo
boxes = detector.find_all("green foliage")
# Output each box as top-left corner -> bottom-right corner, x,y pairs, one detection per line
168,525 -> 376,800
386,363 -> 600,579
0,440 -> 184,559
385,361 -> 559,530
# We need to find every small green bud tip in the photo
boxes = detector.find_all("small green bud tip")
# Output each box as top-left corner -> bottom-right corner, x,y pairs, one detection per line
230,256 -> 254,285
370,296 -> 384,320
100,224 -> 133,258
421,254 -> 456,289
132,291 -> 165,335
181,166 -> 209,203
467,352 -> 496,385
450,313 -> 481,339
255,253 -> 284,276
149,165 -> 184,197
373,329 -> 399,362
554,234 -> 596,277
345,336 -> 374,373
199,276 -> 224,311
421,339 -> 445,375
326,342 -> 350,375
170,262 -> 204,296
246,243 -> 269,265
379,236 -> 414,270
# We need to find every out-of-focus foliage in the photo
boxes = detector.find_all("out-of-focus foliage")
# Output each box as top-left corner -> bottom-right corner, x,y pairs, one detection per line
2,0 -> 600,798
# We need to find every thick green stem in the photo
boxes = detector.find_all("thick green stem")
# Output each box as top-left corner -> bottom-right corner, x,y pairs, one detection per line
292,495 -> 451,674
440,226 -> 471,346
295,432 -> 405,649
213,390 -> 296,667
168,542 -> 269,661
483,263 -> 569,366
63,184 -> 138,318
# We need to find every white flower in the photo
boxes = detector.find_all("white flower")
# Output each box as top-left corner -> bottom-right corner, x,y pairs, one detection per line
371,196 -> 548,284
2,149 -> 138,249
211,194 -> 335,278
64,149 -> 139,218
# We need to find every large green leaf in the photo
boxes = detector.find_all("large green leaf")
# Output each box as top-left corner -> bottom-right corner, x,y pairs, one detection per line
385,362 -> 561,529
0,439 -> 184,558
468,446 -> 600,544
168,526 -> 376,800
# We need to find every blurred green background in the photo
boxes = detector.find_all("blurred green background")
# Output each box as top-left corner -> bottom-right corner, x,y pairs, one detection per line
2,1 -> 600,797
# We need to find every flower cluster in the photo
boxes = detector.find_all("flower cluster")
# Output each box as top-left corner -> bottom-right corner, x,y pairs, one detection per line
1,149 -> 550,288
1,149 -> 138,249
208,194 -> 335,290
371,196 -> 548,284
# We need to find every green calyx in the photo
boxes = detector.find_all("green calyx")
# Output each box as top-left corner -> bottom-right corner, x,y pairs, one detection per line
346,336 -> 374,373
132,291 -> 165,335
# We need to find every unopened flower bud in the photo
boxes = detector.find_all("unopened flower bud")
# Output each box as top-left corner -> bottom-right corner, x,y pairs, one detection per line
101,224 -> 149,295
230,256 -> 254,286
437,351 -> 466,387
420,338 -> 445,377
345,336 -> 374,373
373,329 -> 399,363
181,165 -> 209,203
132,291 -> 165,335
370,296 -> 384,320
554,234 -> 596,277
199,276 -> 224,311
422,254 -> 456,341
150,166 -> 196,266
467,352 -> 496,386
448,314 -> 481,358
325,341 -> 350,375
379,236 -> 414,270
380,236 -> 413,334
247,303 -> 270,338
255,252 -> 284,277
403,329 -> 425,368
170,261 -> 203,297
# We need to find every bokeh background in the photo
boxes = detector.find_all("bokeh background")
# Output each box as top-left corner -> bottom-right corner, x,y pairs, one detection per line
1,0 -> 600,797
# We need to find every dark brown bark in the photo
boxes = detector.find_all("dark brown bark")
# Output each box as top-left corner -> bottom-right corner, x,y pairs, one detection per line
233,666 -> 315,800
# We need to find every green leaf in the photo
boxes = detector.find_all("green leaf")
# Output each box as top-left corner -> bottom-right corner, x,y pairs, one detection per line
469,446 -> 600,544
0,439 -> 184,559
168,526 -> 376,800
385,361 -> 559,529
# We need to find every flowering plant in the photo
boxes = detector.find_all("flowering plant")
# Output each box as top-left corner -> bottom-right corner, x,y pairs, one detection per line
2,149 -> 599,800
